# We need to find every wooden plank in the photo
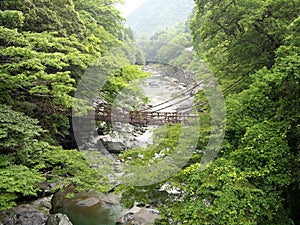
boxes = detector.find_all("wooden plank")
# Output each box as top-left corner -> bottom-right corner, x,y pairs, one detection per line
74,110 -> 198,125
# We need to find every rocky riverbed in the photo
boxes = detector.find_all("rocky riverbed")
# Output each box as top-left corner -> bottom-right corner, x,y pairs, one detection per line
0,196 -> 72,225
0,65 -> 197,225
0,194 -> 159,225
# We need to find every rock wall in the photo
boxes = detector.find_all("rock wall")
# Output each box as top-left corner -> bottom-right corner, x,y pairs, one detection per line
0,197 -> 73,225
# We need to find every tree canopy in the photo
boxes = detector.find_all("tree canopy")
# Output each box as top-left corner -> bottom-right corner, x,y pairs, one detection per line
118,1 -> 300,224
0,0 -> 148,209
0,0 -> 299,224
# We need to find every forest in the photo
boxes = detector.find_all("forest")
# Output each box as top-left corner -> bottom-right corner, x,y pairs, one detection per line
0,0 -> 299,224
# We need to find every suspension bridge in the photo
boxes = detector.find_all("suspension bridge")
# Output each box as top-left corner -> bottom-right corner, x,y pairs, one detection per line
92,109 -> 199,125
73,80 -> 203,126
72,65 -> 245,126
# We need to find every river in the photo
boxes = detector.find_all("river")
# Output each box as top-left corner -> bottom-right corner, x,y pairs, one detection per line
61,64 -> 198,225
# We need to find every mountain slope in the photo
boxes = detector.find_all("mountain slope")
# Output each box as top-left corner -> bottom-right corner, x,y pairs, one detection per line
126,0 -> 194,36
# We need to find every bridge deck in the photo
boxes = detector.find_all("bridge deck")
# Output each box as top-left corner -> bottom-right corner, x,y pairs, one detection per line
74,110 -> 198,125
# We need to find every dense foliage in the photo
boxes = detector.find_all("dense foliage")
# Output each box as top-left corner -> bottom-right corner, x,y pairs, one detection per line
1,0 -> 299,224
0,105 -> 112,210
127,0 -> 194,36
0,0 -> 147,209
140,20 -> 193,65
119,0 -> 300,224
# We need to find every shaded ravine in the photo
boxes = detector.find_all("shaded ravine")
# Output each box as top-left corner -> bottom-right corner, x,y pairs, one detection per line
55,64 -> 198,225
0,65 -> 197,225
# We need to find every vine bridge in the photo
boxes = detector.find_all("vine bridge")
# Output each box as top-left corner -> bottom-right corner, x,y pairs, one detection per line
73,65 -> 245,126
93,109 -> 198,125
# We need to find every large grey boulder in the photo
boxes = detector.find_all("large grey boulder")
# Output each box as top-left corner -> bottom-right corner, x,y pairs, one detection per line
131,208 -> 159,224
117,205 -> 160,225
47,214 -> 72,225
101,140 -> 128,153
0,197 -> 51,225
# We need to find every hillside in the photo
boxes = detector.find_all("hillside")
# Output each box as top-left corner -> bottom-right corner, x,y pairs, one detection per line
126,0 -> 194,36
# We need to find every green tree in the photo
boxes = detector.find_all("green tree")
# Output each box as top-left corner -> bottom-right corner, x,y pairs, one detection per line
191,0 -> 300,79
0,0 -> 126,145
1,0 -> 86,36
120,2 -> 300,225
154,13 -> 300,224
0,0 -> 149,211
0,105 -> 112,210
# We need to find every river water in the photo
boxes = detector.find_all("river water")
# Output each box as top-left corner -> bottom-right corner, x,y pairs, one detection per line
101,65 -> 195,148
65,65 -> 197,225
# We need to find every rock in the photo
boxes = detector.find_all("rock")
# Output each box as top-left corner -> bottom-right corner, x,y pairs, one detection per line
101,140 -> 128,153
118,205 -> 160,225
76,198 -> 100,207
47,214 -> 73,225
97,127 -> 106,135
32,197 -> 52,210
131,208 -> 159,224
50,190 -> 122,225
81,142 -> 95,150
0,197 -> 52,225
96,139 -> 115,159
50,190 -> 102,214
39,180 -> 63,194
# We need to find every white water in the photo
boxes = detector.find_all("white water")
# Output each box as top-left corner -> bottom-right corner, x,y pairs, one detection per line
100,65 -> 195,149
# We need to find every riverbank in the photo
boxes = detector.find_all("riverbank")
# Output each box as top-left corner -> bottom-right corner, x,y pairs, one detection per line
0,64 -> 196,225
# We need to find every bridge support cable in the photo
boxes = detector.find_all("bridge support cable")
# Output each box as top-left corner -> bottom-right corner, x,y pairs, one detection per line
177,77 -> 246,113
140,82 -> 202,112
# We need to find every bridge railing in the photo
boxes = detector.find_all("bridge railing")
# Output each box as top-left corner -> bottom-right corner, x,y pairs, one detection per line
74,108 -> 198,126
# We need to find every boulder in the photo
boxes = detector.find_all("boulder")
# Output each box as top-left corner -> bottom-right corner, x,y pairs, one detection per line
76,198 -> 100,207
117,205 -> 160,225
50,190 -> 102,215
101,140 -> 128,153
131,208 -> 159,224
47,214 -> 73,225
0,197 -> 52,225
50,190 -> 122,225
